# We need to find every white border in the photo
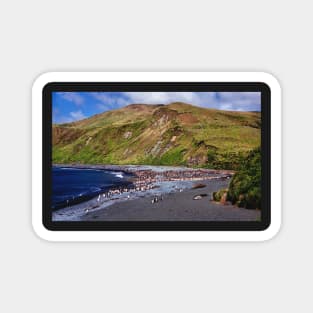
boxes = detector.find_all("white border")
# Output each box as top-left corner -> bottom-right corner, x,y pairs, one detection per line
32,72 -> 281,242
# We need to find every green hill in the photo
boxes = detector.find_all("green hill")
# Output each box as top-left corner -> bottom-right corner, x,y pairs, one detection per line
52,102 -> 261,169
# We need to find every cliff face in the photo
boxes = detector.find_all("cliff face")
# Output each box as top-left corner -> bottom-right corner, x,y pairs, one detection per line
52,102 -> 261,167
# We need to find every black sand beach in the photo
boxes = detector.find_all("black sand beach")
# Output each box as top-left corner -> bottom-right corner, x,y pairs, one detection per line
81,179 -> 260,221
52,165 -> 260,222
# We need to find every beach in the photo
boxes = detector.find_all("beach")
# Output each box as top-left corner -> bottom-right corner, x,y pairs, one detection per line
82,179 -> 260,221
52,165 -> 260,221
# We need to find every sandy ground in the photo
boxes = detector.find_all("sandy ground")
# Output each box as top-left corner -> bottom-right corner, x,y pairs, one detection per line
79,179 -> 260,221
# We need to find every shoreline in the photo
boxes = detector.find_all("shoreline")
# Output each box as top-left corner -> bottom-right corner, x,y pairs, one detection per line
53,163 -> 234,175
52,178 -> 260,222
52,166 -> 135,210
52,164 -> 235,216
52,179 -> 195,221
52,165 -> 260,221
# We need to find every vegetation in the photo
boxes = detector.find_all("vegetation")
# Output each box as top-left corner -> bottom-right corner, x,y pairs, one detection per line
52,102 -> 261,168
213,147 -> 261,210
206,150 -> 248,170
212,189 -> 228,201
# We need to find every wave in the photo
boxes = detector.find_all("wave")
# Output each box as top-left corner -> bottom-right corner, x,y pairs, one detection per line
108,171 -> 124,178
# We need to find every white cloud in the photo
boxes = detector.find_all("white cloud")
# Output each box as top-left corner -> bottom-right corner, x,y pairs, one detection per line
123,92 -> 206,106
216,92 -> 261,111
91,92 -> 129,111
58,92 -> 84,106
69,110 -> 86,121
122,92 -> 260,111
60,91 -> 261,113
54,92 -> 261,123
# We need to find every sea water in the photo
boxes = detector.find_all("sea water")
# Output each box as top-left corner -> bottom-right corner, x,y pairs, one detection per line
52,167 -> 133,210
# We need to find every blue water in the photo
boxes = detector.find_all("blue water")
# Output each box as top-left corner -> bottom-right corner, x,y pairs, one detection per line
52,167 -> 133,210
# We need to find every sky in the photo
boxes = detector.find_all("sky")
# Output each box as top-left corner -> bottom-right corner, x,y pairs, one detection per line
52,91 -> 261,124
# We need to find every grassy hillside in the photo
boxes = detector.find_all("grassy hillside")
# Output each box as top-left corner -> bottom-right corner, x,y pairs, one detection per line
52,102 -> 261,169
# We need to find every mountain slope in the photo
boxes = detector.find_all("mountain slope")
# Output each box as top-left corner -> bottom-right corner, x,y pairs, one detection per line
52,102 -> 261,168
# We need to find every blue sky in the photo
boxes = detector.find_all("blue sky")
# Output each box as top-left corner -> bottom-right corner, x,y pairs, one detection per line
52,91 -> 261,124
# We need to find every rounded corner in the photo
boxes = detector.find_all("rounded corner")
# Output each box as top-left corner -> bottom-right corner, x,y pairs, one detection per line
258,71 -> 282,93
259,219 -> 282,242
31,219 -> 54,242
32,72 -> 57,94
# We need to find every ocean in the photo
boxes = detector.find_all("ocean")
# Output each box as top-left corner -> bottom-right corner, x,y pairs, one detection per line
52,167 -> 134,210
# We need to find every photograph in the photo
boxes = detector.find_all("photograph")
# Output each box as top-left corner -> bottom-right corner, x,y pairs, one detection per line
51,91 -> 262,222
